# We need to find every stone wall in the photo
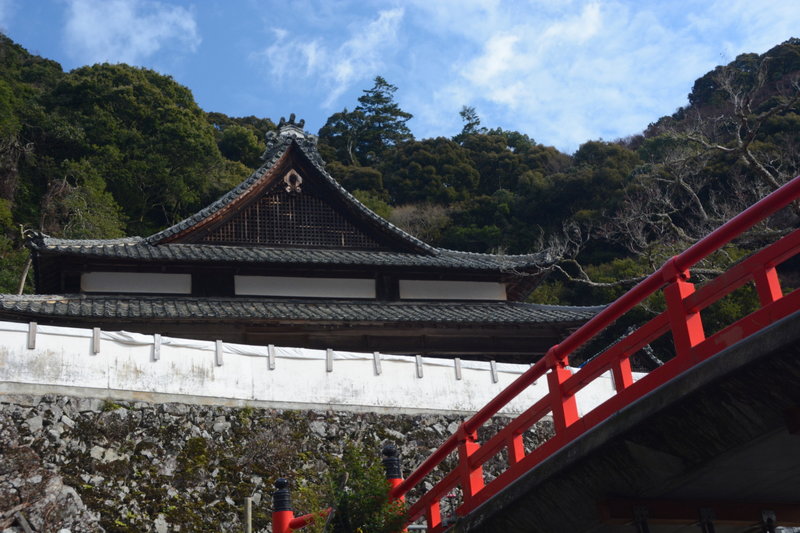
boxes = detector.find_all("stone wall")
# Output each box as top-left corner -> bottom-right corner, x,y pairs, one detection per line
0,394 -> 553,532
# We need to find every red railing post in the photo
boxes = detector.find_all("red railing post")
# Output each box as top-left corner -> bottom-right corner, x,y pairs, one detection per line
546,350 -> 580,435
754,265 -> 783,306
382,444 -> 405,500
426,501 -> 442,531
382,444 -> 408,532
396,176 -> 800,532
456,424 -> 484,512
272,478 -> 330,533
663,265 -> 706,358
272,478 -> 295,533
507,432 -> 526,466
611,356 -> 634,393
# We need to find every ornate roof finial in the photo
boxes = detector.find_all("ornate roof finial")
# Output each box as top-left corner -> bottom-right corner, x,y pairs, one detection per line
277,114 -> 306,138
261,114 -> 321,163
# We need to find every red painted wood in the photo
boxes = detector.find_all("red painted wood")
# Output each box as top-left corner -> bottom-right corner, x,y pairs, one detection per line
612,357 -> 634,392
754,266 -> 783,306
457,428 -> 485,508
548,364 -> 579,434
508,433 -> 525,466
391,175 -> 800,531
664,276 -> 706,358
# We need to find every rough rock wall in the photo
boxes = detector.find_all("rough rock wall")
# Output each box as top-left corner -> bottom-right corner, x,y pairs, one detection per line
0,394 -> 553,533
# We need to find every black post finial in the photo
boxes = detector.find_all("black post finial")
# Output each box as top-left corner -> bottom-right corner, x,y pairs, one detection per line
273,478 -> 292,511
382,444 -> 402,479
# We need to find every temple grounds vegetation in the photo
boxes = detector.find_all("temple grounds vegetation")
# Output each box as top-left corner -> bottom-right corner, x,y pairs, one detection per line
1,33 -> 798,327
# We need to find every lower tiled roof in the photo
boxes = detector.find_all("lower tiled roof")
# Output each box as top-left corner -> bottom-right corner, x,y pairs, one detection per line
30,236 -> 550,271
0,295 -> 601,325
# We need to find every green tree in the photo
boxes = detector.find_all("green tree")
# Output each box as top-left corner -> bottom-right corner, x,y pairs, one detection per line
217,124 -> 264,168
326,161 -> 386,198
207,112 -> 274,168
319,76 -> 413,168
297,442 -> 406,533
42,63 -> 239,234
455,105 -> 485,140
319,108 -> 367,166
356,76 -> 413,165
38,159 -> 126,239
383,137 -> 479,204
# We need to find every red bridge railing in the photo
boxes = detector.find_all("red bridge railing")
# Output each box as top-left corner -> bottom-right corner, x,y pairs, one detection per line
391,175 -> 800,532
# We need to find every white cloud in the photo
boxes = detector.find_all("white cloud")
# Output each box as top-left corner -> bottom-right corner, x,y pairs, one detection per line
254,7 -> 405,108
63,0 -> 200,66
411,0 -> 800,151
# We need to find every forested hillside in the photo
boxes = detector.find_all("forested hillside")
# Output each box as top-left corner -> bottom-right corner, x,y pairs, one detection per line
1,33 -> 798,313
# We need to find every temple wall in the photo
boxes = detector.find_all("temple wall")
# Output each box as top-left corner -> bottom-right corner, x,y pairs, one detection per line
0,320 -> 638,416
0,320 -> 645,532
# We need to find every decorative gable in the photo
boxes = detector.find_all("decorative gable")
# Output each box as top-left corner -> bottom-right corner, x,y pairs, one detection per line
199,168 -> 384,249
147,116 -> 432,253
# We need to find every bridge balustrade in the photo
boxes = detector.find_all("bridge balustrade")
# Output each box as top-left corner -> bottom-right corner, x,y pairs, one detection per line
391,175 -> 800,532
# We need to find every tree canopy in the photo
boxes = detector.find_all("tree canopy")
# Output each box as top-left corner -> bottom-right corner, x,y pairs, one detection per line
1,32 -> 798,327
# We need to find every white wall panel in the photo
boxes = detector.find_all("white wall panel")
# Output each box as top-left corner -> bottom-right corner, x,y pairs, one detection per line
235,275 -> 375,298
399,280 -> 507,300
81,272 -> 191,294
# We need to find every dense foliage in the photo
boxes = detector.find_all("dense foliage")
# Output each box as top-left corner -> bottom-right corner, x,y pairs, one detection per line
1,33 -> 799,327
296,442 -> 406,533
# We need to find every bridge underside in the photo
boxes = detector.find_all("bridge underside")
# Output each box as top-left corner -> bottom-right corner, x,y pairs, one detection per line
452,311 -> 800,533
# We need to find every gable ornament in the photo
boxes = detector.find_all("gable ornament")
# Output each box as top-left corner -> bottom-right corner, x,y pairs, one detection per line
283,169 -> 303,194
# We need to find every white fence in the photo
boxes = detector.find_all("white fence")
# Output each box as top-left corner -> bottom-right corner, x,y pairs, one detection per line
0,320 -> 642,415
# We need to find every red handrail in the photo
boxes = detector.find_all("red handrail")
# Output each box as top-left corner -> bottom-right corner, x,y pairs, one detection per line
392,175 -> 800,532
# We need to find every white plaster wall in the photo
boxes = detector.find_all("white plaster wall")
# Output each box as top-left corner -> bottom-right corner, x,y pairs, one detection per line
81,272 -> 191,294
234,275 -> 376,298
399,280 -> 507,301
0,320 -> 641,416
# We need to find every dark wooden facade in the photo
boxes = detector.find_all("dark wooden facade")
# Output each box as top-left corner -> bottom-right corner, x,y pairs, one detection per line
0,118 -> 601,361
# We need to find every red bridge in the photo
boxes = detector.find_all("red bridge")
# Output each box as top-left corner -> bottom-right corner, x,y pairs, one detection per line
389,175 -> 800,533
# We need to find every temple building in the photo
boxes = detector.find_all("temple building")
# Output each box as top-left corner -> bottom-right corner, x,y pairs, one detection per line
0,118 -> 600,361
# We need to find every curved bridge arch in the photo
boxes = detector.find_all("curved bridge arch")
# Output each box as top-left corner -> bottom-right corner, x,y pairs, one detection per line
393,175 -> 800,532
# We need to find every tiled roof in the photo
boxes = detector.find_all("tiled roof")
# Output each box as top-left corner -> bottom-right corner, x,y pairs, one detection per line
24,125 -> 552,274
0,294 -> 601,325
29,235 -> 552,271
145,131 -> 435,254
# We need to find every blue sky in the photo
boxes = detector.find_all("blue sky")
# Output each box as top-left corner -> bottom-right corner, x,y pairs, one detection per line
1,0 -> 799,153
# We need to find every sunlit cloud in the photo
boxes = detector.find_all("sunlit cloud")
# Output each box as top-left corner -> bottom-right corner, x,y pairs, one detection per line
408,0 -> 800,151
63,0 -> 200,66
254,8 -> 405,108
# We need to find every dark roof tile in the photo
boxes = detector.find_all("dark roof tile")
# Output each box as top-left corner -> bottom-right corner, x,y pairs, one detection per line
31,236 -> 551,272
0,294 -> 602,325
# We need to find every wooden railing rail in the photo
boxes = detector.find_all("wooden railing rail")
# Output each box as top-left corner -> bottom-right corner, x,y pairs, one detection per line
392,175 -> 800,532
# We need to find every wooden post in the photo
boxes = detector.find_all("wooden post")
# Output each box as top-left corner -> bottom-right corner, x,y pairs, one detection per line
215,340 -> 223,366
27,322 -> 36,350
456,426 -> 484,511
152,333 -> 161,362
92,327 -> 101,355
547,363 -> 579,435
664,275 -> 705,359
244,497 -> 252,533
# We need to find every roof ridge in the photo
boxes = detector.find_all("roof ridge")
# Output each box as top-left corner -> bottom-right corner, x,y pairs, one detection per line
143,122 -> 437,254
